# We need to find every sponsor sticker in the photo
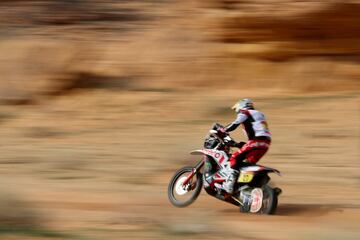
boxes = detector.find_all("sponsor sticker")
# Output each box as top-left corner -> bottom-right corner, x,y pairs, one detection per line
250,188 -> 263,213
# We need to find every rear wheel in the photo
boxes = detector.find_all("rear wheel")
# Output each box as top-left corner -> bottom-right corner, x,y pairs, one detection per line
239,185 -> 278,214
259,185 -> 278,214
168,166 -> 203,207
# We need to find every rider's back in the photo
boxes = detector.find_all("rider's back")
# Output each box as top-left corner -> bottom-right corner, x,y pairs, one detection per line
239,109 -> 271,140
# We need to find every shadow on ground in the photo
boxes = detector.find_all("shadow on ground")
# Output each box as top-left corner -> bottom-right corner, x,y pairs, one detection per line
276,203 -> 345,217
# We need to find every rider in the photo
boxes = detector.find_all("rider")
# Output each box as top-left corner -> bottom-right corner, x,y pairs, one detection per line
218,99 -> 272,194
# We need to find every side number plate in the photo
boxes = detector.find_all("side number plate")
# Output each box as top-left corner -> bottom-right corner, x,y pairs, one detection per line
238,173 -> 254,183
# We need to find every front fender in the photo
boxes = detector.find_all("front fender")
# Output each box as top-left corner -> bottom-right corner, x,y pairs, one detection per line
190,149 -> 228,164
190,150 -> 207,156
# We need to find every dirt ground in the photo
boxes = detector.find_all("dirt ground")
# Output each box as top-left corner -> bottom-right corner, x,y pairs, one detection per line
0,1 -> 359,239
0,89 -> 359,240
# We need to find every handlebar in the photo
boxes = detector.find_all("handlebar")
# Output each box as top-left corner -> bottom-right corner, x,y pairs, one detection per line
209,124 -> 243,148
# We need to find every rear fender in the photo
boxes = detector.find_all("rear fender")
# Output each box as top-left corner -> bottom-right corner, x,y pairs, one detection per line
262,167 -> 281,176
240,165 -> 281,176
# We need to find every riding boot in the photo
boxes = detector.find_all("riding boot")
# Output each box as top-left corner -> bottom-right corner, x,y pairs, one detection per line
222,168 -> 239,194
215,164 -> 239,195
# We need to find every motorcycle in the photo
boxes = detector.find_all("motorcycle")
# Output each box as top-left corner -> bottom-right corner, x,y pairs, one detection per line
168,123 -> 282,214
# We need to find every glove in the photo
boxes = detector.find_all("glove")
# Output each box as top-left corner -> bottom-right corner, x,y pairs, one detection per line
217,127 -> 228,138
235,142 -> 246,149
224,137 -> 245,148
212,123 -> 224,131
224,136 -> 236,147
218,127 -> 226,133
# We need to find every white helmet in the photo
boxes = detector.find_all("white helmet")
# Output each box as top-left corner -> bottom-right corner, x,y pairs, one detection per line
231,99 -> 254,112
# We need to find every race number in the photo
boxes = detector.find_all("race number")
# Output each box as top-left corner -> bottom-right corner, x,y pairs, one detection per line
238,173 -> 254,183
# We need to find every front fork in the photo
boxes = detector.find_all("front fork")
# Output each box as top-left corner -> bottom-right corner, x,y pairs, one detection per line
181,159 -> 204,187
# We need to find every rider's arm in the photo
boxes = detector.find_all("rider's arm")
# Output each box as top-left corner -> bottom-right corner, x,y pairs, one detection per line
224,112 -> 248,132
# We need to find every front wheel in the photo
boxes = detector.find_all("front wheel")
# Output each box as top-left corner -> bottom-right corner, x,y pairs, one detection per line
168,166 -> 203,208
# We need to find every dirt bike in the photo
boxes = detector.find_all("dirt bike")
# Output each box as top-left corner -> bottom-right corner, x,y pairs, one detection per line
168,123 -> 282,214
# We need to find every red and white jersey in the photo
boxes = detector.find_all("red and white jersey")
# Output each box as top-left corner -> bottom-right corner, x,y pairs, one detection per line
226,109 -> 271,140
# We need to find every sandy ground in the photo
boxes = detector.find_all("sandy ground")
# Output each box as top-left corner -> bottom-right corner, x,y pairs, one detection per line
0,89 -> 359,239
0,1 -> 359,239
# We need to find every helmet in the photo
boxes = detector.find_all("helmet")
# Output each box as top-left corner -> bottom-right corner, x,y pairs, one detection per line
231,99 -> 254,112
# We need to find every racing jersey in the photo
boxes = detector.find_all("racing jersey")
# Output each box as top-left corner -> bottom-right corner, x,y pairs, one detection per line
225,109 -> 271,140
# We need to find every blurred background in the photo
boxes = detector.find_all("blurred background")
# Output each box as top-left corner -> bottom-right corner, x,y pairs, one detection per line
0,0 -> 359,239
